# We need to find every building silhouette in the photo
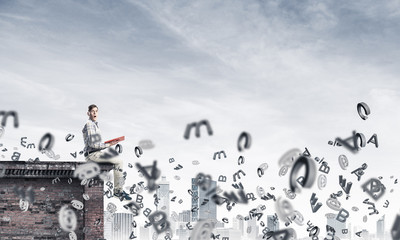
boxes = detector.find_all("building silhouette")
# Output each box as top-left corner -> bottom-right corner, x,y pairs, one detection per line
377,215 -> 385,240
247,217 -> 259,239
179,210 -> 191,222
348,223 -> 352,240
103,212 -> 134,240
157,176 -> 170,217
267,215 -> 279,232
191,178 -> 217,221
176,223 -> 191,240
140,226 -> 150,240
233,217 -> 244,236
326,213 -> 346,239
215,228 -> 242,240
191,178 -> 199,222
361,229 -> 371,240
176,210 -> 192,240
104,212 -> 113,240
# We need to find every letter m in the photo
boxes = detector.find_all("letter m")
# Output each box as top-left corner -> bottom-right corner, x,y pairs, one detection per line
183,120 -> 213,139
0,111 -> 18,128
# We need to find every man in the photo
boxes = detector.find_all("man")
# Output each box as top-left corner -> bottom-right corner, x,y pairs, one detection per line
82,104 -> 130,200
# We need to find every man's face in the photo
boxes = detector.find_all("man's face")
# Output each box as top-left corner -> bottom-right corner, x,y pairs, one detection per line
88,107 -> 98,121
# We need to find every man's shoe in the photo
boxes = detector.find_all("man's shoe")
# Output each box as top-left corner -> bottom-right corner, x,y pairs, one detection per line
114,189 -> 132,201
113,189 -> 122,197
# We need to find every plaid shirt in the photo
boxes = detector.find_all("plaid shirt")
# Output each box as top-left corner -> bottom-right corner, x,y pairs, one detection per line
82,119 -> 109,153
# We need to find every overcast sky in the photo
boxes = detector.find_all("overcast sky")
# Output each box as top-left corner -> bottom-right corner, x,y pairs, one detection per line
1,0 -> 400,237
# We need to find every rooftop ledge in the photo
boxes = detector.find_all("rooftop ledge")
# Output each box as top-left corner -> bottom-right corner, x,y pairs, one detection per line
0,161 -> 114,178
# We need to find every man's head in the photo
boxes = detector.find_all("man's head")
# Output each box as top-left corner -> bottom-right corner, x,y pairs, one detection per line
87,104 -> 98,121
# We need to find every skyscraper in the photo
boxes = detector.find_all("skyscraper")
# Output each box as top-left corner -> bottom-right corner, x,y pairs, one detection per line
191,178 -> 199,222
214,228 -> 242,240
175,210 -> 192,240
326,214 -> 346,239
191,177 -> 217,221
267,215 -> 279,232
348,223 -> 352,240
104,212 -> 113,240
140,226 -> 150,240
377,215 -> 385,240
199,179 -> 217,221
361,229 -> 371,240
233,217 -> 244,236
176,223 -> 190,240
247,217 -> 259,239
179,210 -> 191,222
157,176 -> 170,217
107,213 -> 134,240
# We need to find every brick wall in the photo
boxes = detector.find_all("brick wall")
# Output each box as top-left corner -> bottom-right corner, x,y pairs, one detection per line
0,161 -> 113,240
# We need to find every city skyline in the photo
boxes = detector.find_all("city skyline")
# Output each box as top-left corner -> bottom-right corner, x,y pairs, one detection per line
103,175 -> 392,240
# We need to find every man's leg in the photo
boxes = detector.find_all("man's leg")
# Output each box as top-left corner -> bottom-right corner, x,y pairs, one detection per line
86,151 -> 124,191
103,156 -> 124,192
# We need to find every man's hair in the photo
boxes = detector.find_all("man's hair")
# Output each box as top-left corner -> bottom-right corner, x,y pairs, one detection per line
88,104 -> 98,112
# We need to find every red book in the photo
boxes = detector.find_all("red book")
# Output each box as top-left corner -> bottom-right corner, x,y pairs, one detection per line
105,136 -> 125,144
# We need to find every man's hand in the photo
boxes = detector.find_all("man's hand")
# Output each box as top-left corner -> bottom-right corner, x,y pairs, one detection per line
109,140 -> 119,146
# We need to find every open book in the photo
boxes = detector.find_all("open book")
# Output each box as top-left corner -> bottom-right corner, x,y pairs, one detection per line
104,136 -> 125,144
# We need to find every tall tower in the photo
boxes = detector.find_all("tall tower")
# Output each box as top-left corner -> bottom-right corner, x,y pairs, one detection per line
157,176 -> 170,217
247,217 -> 259,239
111,213 -> 134,240
348,222 -> 352,240
140,226 -> 150,240
191,178 -> 217,222
233,217 -> 244,236
267,215 -> 279,232
199,179 -> 217,221
326,214 -> 346,239
179,210 -> 191,222
104,211 -> 113,240
377,215 -> 385,240
191,178 -> 200,222
177,210 -> 191,240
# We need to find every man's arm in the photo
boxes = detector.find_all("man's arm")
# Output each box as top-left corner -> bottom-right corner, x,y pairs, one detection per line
85,122 -> 109,150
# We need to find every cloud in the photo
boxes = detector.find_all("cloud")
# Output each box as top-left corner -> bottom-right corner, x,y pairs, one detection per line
1,0 -> 400,232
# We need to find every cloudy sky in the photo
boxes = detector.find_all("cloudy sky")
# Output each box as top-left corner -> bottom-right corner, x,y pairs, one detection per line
1,0 -> 400,237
